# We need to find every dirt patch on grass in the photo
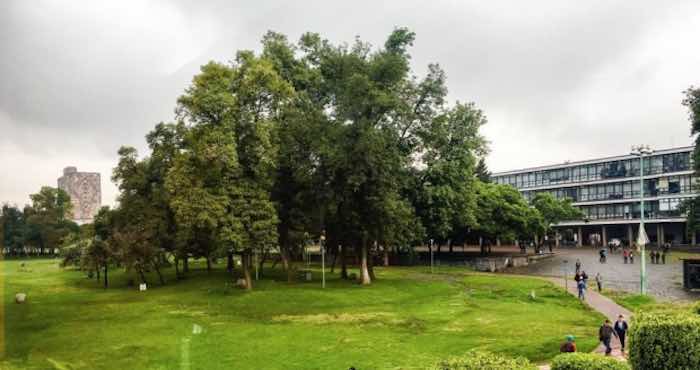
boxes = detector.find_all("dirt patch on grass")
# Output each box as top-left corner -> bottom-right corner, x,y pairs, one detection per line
272,312 -> 395,325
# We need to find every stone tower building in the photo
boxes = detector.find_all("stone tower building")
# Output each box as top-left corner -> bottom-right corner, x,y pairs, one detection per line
57,167 -> 101,224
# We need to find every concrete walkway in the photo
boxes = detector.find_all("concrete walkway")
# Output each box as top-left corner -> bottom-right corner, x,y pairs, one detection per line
537,277 -> 631,370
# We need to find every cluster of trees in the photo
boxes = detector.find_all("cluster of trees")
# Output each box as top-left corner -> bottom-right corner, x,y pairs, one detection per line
6,29 -> 582,289
681,86 -> 700,235
0,187 -> 79,256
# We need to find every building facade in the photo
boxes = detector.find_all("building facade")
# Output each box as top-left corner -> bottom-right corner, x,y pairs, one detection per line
491,146 -> 698,247
57,166 -> 101,224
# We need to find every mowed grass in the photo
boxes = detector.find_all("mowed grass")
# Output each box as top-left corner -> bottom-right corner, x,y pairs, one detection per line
1,259 -> 603,369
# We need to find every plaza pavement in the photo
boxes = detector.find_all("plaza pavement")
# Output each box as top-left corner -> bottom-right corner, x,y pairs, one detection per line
513,247 -> 699,301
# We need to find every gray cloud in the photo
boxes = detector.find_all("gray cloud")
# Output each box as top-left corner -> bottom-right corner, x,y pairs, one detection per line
2,0 -> 700,207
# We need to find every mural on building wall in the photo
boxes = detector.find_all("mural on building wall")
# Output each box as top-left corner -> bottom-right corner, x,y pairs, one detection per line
57,166 -> 101,224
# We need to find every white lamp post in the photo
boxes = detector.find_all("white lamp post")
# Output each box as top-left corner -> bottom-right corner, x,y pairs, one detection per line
631,144 -> 653,295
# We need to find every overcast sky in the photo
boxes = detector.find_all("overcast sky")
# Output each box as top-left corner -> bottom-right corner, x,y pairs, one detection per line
2,0 -> 700,208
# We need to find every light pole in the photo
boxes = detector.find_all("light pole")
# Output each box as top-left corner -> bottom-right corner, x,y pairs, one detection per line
320,230 -> 326,289
631,144 -> 653,295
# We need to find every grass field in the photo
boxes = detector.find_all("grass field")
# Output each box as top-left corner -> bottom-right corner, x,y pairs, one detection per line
1,259 -> 604,369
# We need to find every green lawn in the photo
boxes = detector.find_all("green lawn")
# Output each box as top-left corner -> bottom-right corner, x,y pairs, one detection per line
1,259 -> 603,369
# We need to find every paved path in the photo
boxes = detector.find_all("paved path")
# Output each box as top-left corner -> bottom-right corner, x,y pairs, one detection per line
537,277 -> 631,370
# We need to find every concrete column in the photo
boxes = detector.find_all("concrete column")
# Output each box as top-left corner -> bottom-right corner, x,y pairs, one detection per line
660,224 -> 665,245
577,227 -> 583,247
628,224 -> 634,246
496,238 -> 501,246
602,226 -> 608,246
555,230 -> 560,247
656,224 -> 662,246
692,232 -> 697,246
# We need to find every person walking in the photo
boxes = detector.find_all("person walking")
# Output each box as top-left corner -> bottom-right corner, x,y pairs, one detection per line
629,249 -> 634,264
623,249 -> 629,264
595,272 -> 603,292
560,335 -> 577,353
577,277 -> 586,300
575,259 -> 582,273
599,319 -> 618,355
614,314 -> 629,353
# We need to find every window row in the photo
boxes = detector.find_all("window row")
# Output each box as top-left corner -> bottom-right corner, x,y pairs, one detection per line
494,151 -> 691,189
579,198 -> 686,221
521,175 -> 696,203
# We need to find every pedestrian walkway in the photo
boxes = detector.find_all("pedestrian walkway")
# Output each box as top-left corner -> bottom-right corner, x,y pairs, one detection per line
537,277 -> 631,369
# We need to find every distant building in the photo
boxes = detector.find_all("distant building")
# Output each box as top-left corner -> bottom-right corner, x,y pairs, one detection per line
492,146 -> 698,246
57,166 -> 101,224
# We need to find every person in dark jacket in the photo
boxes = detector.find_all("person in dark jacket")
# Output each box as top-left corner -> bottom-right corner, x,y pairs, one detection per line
560,335 -> 577,353
599,319 -> 618,355
614,314 -> 629,353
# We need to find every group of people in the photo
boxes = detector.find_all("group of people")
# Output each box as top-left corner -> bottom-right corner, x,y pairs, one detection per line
649,243 -> 671,264
561,315 -> 629,356
622,248 -> 636,264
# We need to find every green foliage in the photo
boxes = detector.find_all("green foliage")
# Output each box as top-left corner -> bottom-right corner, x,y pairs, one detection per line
550,353 -> 630,370
1,204 -> 26,253
683,86 -> 700,173
433,350 -> 535,370
531,192 -> 584,236
475,181 -> 544,241
22,187 -> 78,253
629,312 -> 700,370
679,197 -> 700,238
475,158 -> 491,182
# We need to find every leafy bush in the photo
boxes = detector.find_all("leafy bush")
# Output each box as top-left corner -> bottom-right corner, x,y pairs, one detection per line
630,312 -> 700,370
433,350 -> 535,370
551,353 -> 630,370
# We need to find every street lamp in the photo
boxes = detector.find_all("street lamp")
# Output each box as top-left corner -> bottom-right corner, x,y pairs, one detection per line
631,144 -> 653,295
320,230 -> 326,289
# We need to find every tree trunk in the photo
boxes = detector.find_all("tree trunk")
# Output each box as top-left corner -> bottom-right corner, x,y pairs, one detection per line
183,256 -> 189,273
155,264 -> 165,285
360,238 -> 371,285
242,251 -> 253,290
258,251 -> 267,279
103,265 -> 108,289
340,244 -> 348,279
330,245 -> 338,273
96,267 -> 100,280
138,269 -> 147,285
383,246 -> 389,267
448,239 -> 453,254
175,257 -> 181,279
368,245 -> 376,281
227,252 -> 234,274
206,255 -> 212,273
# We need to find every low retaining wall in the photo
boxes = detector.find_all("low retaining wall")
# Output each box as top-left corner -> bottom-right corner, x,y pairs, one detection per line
466,253 -> 555,272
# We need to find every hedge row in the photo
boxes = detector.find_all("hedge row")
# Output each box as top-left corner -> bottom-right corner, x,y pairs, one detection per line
433,350 -> 535,370
550,353 -> 630,370
629,312 -> 700,370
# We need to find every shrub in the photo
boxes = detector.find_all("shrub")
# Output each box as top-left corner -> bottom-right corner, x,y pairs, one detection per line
550,353 -> 630,370
629,312 -> 700,370
433,350 -> 535,370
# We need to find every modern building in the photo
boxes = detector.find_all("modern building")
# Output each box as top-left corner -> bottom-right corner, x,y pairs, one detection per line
491,146 -> 698,247
57,166 -> 101,224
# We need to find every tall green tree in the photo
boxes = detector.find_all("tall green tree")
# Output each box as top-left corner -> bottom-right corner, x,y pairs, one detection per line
681,86 -> 700,239
1,204 -> 26,255
475,158 -> 491,183
474,181 -> 544,246
531,193 -> 584,238
24,187 -> 78,254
